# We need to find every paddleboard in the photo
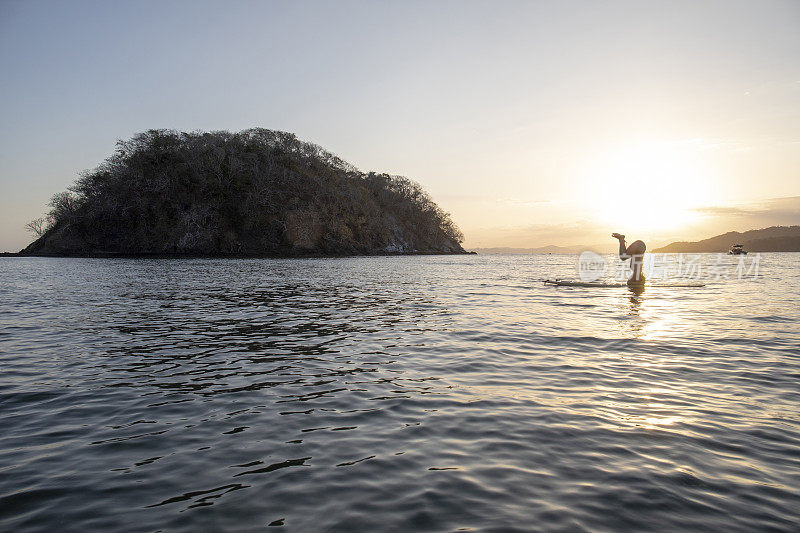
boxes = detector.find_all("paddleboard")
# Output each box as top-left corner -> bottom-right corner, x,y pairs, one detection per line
543,279 -> 705,288
544,279 -> 625,288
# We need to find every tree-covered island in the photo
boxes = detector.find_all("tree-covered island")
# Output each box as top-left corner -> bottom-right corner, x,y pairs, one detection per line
22,129 -> 466,257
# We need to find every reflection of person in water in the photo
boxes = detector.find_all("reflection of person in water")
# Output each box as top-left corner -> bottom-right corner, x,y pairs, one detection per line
612,233 -> 646,289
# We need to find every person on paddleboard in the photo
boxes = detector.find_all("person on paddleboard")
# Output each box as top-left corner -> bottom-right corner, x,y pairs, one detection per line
612,233 -> 646,289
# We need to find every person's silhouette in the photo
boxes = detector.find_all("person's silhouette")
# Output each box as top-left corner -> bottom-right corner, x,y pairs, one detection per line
612,233 -> 646,290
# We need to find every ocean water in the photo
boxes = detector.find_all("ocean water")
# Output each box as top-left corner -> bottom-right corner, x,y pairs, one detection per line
1,254 -> 798,532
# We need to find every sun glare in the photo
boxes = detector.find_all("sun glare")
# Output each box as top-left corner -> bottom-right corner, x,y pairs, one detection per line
582,142 -> 713,233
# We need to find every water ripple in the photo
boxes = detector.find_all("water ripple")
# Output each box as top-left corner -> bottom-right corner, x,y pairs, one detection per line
0,254 -> 799,531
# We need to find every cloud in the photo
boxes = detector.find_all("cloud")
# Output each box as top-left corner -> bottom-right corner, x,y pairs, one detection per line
691,206 -> 752,216
465,196 -> 800,249
685,138 -> 753,152
464,221 -> 610,249
498,198 -> 552,208
692,196 -> 800,226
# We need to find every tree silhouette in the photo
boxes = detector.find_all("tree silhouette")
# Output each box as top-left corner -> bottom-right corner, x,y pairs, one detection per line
23,129 -> 465,256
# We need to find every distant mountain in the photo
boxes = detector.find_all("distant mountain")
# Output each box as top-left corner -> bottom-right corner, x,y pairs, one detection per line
653,226 -> 800,253
470,244 -> 604,254
21,129 -> 466,257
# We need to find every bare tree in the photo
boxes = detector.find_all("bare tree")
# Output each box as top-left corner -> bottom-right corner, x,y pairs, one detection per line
25,217 -> 47,237
49,191 -> 78,221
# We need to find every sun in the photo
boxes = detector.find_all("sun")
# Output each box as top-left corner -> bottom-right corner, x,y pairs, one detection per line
581,141 -> 713,234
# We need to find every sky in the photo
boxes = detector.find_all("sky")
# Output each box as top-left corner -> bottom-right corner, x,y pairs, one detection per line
1,0 -> 799,251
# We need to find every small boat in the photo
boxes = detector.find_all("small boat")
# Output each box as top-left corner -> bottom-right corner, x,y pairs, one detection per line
728,244 -> 747,255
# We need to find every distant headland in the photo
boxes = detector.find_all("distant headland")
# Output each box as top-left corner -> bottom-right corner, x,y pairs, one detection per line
653,226 -> 800,253
468,245 -> 602,254
20,129 -> 467,257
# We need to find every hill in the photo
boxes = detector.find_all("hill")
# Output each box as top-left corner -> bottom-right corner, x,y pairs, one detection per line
21,129 -> 466,257
653,226 -> 800,253
469,244 -> 605,254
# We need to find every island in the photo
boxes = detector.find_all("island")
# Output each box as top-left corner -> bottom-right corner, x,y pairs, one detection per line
20,129 -> 467,257
653,226 -> 800,253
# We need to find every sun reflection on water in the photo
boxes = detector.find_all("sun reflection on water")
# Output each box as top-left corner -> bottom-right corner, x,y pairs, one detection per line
601,286 -> 701,342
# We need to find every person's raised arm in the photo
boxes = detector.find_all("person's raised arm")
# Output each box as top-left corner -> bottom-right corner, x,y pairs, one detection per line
612,233 -> 629,260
